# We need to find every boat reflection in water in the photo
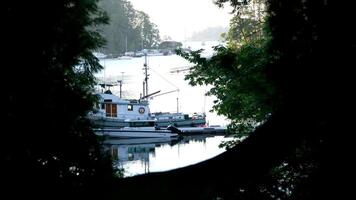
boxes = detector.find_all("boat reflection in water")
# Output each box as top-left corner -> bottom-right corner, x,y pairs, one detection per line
101,135 -> 232,177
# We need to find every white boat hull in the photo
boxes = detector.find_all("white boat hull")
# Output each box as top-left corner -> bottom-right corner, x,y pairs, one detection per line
90,116 -> 206,128
94,128 -> 178,138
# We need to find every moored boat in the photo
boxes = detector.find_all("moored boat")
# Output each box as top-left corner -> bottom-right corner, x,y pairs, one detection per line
88,90 -> 206,128
152,112 -> 206,127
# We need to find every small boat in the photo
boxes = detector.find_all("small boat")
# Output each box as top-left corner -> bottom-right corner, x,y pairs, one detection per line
151,112 -> 206,127
93,52 -> 107,59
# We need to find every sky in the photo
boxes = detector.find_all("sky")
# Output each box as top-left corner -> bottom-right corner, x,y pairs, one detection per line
128,0 -> 233,41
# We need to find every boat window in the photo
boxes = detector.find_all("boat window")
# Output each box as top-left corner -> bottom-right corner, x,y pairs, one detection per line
101,103 -> 105,109
104,99 -> 112,102
105,104 -> 117,117
127,104 -> 133,111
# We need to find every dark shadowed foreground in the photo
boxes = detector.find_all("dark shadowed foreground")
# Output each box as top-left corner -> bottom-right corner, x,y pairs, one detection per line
3,1 -> 354,200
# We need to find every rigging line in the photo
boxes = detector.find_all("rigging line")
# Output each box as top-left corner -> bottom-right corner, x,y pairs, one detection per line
149,66 -> 180,90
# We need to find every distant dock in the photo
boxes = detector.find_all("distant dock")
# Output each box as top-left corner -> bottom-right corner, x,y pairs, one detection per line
176,126 -> 227,135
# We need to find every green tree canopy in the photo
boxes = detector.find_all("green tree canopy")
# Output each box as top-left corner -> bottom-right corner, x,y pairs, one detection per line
177,0 -> 271,139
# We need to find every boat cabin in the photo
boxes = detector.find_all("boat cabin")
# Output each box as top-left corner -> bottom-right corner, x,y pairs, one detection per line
94,92 -> 151,120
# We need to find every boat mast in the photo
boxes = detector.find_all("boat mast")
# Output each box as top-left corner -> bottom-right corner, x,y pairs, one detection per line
142,81 -> 145,98
143,50 -> 149,97
117,80 -> 122,98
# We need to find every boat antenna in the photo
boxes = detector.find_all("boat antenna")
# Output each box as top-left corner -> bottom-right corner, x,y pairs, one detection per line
117,80 -> 122,98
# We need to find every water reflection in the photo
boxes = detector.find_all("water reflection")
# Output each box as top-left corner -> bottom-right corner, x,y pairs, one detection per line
101,135 -> 232,177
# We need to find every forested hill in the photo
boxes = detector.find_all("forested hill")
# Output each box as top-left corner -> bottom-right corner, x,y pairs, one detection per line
188,26 -> 227,41
98,0 -> 160,55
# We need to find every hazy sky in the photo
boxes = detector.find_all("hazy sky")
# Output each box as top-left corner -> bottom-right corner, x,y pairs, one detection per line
128,0 -> 232,41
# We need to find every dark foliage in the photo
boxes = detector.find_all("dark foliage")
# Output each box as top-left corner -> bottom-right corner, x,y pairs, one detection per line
260,0 -> 355,198
2,1 -> 115,198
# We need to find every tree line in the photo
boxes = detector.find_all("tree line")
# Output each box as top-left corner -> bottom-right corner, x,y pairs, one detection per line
98,0 -> 160,55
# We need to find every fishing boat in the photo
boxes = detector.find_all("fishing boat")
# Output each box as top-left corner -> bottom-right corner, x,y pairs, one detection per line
88,89 -> 206,128
89,51 -> 207,129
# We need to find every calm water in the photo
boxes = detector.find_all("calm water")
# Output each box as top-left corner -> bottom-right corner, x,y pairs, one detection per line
101,135 -> 233,177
